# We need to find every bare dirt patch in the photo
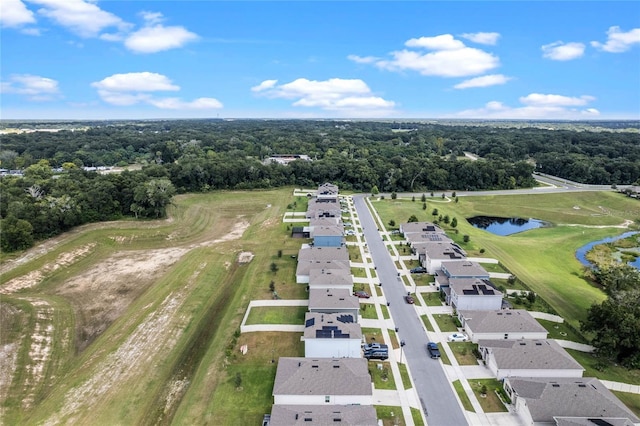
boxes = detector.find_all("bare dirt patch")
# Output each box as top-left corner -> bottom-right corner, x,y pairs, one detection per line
237,252 -> 254,264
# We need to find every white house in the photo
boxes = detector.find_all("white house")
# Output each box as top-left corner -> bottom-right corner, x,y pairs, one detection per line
308,288 -> 360,318
458,310 -> 548,342
435,260 -> 490,290
478,339 -> 584,380
302,312 -> 362,358
503,376 -> 640,425
449,278 -> 503,311
416,242 -> 466,274
273,357 -> 373,406
268,404 -> 378,426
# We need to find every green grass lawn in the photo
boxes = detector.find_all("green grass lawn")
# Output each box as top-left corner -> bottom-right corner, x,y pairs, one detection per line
362,327 -> 385,345
452,380 -> 475,412
437,342 -> 452,365
360,304 -> 379,319
448,342 -> 480,365
375,405 -> 406,426
398,362 -> 412,390
433,314 -> 460,332
421,315 -> 434,332
412,274 -> 434,286
381,304 -> 391,320
613,391 -> 640,417
370,361 -> 397,390
421,292 -> 444,306
410,407 -> 425,426
478,263 -> 509,273
245,306 -> 307,325
469,379 -> 508,413
566,349 -> 640,386
537,318 -> 588,343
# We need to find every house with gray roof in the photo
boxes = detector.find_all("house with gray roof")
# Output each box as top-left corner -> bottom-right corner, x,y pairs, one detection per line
415,242 -> 467,274
503,376 -> 640,425
478,339 -> 584,380
309,288 -> 360,318
303,312 -> 362,358
310,224 -> 345,247
273,357 -> 373,406
308,268 -> 353,292
268,404 -> 378,426
458,310 -> 548,342
399,221 -> 445,237
306,200 -> 341,219
296,246 -> 350,283
435,260 -> 490,289
449,278 -> 503,311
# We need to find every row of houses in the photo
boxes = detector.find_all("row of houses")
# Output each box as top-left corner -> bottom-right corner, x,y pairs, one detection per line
400,221 -> 639,425
267,184 -> 378,426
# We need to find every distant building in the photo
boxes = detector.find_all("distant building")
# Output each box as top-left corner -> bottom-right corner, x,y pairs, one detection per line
302,312 -> 362,358
308,288 -> 360,318
458,310 -> 548,342
268,404 -> 378,426
449,278 -> 503,311
264,154 -> 311,166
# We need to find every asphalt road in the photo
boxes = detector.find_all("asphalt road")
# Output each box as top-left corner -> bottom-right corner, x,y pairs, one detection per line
353,195 -> 468,426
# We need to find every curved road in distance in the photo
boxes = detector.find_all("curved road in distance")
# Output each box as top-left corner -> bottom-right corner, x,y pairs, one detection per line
353,195 -> 469,426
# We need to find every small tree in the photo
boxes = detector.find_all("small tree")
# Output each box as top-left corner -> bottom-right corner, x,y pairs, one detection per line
270,262 -> 279,273
480,384 -> 487,396
269,281 -> 275,292
430,191 -> 434,197
371,185 -> 379,195
432,208 -> 438,217
441,193 -> 445,199
407,214 -> 419,223
527,291 -> 536,304
463,235 -> 470,243
421,193 -> 427,202
455,196 -> 459,203
412,195 -> 415,202
235,372 -> 242,389
451,217 -> 458,228
422,202 -> 427,210
391,192 -> 397,199
452,191 -> 457,198
277,249 -> 282,258
443,215 -> 450,224
388,219 -> 396,227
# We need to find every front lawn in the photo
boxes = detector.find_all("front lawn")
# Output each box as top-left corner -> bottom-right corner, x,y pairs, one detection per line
375,405 -> 406,426
469,379 -> 508,412
370,362 -> 397,390
244,306 -> 307,325
448,342 -> 480,365
421,292 -> 444,306
433,314 -> 460,332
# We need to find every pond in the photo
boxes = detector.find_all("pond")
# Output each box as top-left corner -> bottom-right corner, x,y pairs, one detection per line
575,231 -> 640,269
466,216 -> 550,236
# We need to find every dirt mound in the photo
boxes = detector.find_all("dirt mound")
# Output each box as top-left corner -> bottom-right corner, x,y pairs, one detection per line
238,252 -> 254,264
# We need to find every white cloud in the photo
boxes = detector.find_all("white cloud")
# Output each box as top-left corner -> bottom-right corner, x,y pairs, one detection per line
453,74 -> 511,89
405,34 -> 466,50
124,24 -> 199,53
460,32 -> 501,45
0,74 -> 60,101
0,0 -> 36,27
353,34 -> 500,77
253,77 -> 395,114
519,93 -> 595,107
140,11 -> 164,25
457,93 -> 599,119
591,26 -> 640,53
147,97 -> 223,109
91,72 -> 222,110
251,80 -> 278,92
347,54 -> 380,64
541,41 -> 585,60
91,72 -> 180,92
29,0 -> 130,38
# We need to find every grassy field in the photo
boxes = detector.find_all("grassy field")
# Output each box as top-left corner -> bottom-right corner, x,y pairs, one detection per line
245,306 -> 307,325
372,191 -> 640,329
0,188 -> 311,425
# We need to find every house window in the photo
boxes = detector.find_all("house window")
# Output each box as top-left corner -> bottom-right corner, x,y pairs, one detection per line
325,396 -> 330,403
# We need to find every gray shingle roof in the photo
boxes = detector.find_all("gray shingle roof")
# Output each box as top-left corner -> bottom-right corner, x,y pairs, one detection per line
459,309 -> 547,334
311,225 -> 344,237
309,268 -> 353,287
554,417 -> 635,426
269,404 -> 378,426
415,242 -> 466,259
450,278 -> 503,297
479,339 -> 584,371
297,261 -> 350,280
309,289 -> 360,310
441,260 -> 489,278
303,312 -> 362,339
298,246 -> 350,263
273,358 -> 372,396
506,377 -> 640,423
400,221 -> 444,235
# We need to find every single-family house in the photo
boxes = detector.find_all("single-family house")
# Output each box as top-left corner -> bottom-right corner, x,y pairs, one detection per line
306,201 -> 342,219
268,404 -> 378,426
273,357 -> 373,405
316,183 -> 339,203
435,260 -> 490,289
458,310 -> 548,342
400,221 -> 446,236
415,242 -> 466,274
478,339 -> 584,380
310,216 -> 343,227
308,288 -> 360,318
296,246 -> 350,283
310,224 -> 344,247
448,278 -> 503,311
308,268 -> 354,292
302,312 -> 362,358
503,376 -> 640,425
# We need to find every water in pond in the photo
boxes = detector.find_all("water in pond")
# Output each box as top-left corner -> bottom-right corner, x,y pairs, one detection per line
575,231 -> 640,268
466,216 -> 549,236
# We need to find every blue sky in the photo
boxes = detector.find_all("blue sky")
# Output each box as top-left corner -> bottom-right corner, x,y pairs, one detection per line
1,1 -> 639,120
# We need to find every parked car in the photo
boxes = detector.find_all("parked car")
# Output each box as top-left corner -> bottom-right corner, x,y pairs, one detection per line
447,333 -> 469,342
353,290 -> 370,299
410,267 -> 427,274
427,342 -> 441,359
404,295 -> 415,304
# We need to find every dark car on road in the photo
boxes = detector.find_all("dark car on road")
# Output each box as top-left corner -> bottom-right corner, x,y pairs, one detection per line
353,290 -> 370,298
405,295 -> 415,304
427,342 -> 441,359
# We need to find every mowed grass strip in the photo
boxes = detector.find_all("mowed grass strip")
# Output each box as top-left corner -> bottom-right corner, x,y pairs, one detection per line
452,380 -> 475,412
245,306 -> 307,325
